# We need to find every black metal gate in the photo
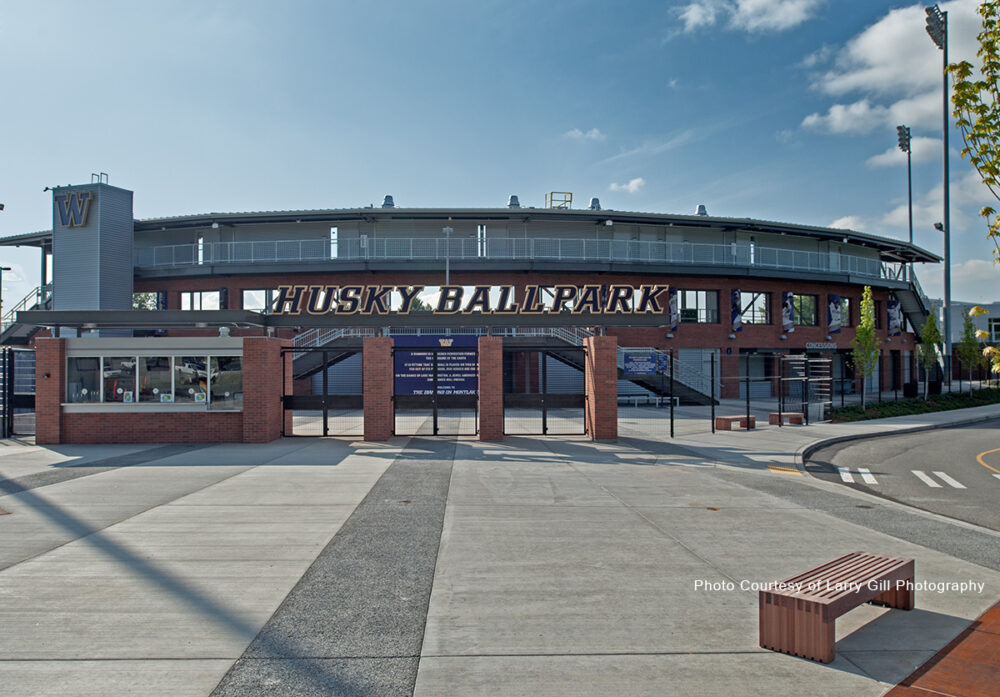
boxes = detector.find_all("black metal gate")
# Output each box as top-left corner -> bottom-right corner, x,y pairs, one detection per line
283,348 -> 363,437
393,346 -> 478,436
503,347 -> 586,435
1,348 -> 35,437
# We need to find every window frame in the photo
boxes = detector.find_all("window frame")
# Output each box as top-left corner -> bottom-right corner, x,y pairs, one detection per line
679,289 -> 720,324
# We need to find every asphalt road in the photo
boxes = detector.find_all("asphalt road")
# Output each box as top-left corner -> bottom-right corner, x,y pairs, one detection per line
806,419 -> 1000,532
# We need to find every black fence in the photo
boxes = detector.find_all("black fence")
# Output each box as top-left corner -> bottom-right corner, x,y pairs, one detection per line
283,348 -> 363,437
393,346 -> 478,436
503,347 -> 586,435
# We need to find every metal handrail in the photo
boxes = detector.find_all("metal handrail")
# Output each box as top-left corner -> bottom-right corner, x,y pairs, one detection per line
616,346 -> 718,397
135,237 -> 899,281
1,284 -> 52,331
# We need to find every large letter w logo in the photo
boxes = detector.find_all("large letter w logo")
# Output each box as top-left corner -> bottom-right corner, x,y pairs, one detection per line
54,192 -> 94,227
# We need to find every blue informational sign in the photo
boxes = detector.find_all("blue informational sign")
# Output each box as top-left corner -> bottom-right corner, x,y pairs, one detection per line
623,350 -> 658,376
393,335 -> 478,395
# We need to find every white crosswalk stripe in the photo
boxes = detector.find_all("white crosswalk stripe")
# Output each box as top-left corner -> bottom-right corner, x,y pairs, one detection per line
932,472 -> 966,489
857,468 -> 878,485
837,467 -> 854,483
912,470 -> 942,488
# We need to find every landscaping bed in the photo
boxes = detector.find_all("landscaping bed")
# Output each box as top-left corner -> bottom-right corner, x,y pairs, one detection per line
832,386 -> 1000,422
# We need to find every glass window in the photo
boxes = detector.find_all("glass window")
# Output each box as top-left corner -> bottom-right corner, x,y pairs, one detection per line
875,300 -> 883,329
242,289 -> 268,312
174,355 -> 209,403
180,290 -> 220,310
989,317 -> 1000,342
793,295 -> 818,326
103,357 -> 137,403
680,290 -> 719,323
138,356 -> 173,403
210,356 -> 243,409
840,297 -> 852,328
740,291 -> 770,324
67,357 -> 100,403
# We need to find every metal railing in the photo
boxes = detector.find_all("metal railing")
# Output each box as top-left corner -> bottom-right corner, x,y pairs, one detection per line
135,237 -> 900,281
616,346 -> 718,398
1,284 -> 52,331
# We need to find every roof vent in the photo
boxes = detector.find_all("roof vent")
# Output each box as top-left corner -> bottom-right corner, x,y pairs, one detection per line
695,204 -> 708,216
508,195 -> 520,208
382,195 -> 395,208
589,197 -> 601,211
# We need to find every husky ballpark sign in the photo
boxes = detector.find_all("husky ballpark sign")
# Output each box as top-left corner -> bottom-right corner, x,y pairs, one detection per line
272,284 -> 669,316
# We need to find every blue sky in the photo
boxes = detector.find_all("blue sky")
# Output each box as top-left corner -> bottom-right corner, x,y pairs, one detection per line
2,0 -> 999,305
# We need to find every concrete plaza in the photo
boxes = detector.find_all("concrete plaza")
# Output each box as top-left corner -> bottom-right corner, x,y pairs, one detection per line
1,403 -> 999,696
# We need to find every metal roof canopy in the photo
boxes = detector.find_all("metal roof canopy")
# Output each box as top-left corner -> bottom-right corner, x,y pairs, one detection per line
0,207 -> 941,263
17,309 -> 673,330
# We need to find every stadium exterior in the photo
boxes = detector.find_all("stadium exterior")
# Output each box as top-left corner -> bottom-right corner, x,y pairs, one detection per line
0,182 -> 940,444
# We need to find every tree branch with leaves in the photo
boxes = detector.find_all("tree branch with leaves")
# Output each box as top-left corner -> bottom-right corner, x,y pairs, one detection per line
850,286 -> 881,409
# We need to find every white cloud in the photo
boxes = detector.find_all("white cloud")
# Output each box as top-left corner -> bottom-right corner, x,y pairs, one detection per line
801,99 -> 888,134
866,136 -> 942,167
601,129 -> 700,163
609,177 -> 646,194
919,258 -> 1000,303
564,127 -> 606,141
800,1 -> 982,162
677,0 -> 824,33
801,91 -> 943,135
830,215 -> 865,230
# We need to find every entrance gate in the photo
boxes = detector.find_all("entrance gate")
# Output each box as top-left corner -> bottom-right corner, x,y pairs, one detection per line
282,347 -> 363,436
1,348 -> 35,437
393,345 -> 478,436
503,347 -> 587,435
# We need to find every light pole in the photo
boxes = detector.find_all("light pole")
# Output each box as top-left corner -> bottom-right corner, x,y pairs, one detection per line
926,3 -> 952,387
0,266 -> 11,330
442,226 -> 453,286
897,125 -> 913,278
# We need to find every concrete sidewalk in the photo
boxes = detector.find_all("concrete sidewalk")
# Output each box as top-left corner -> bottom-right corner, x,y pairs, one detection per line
0,405 -> 998,696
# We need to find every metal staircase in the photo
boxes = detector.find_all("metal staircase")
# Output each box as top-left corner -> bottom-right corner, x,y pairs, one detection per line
0,285 -> 52,345
291,325 -> 715,404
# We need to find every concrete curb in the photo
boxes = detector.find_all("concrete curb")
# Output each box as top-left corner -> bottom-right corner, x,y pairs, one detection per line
794,408 -> 1000,468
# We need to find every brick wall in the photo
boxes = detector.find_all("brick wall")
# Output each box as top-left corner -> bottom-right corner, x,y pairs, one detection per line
242,336 -> 290,443
363,337 -> 394,441
33,336 -> 288,444
478,337 -> 503,440
34,337 -> 65,445
135,271 -> 916,355
584,336 -> 618,441
62,412 -> 243,444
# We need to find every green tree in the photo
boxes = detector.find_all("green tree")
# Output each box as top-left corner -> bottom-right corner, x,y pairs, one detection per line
132,292 -> 157,310
849,286 -> 880,409
948,1 -> 1000,375
917,308 -> 943,399
956,312 -> 985,385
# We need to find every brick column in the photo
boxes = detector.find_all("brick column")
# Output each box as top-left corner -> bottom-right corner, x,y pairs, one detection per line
363,337 -> 394,441
242,337 -> 290,443
34,337 -> 65,445
584,335 -> 617,441
720,352 -> 740,398
478,336 -> 503,441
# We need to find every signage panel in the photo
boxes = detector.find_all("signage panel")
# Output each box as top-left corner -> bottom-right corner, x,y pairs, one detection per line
623,350 -> 658,376
393,336 -> 478,396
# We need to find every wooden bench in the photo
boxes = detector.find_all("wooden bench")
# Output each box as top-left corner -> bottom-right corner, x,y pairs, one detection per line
769,411 -> 804,425
759,551 -> 915,663
715,415 -> 755,430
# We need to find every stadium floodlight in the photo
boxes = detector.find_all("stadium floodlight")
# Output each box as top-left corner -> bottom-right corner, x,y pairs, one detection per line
925,3 -> 951,388
897,125 -> 913,253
